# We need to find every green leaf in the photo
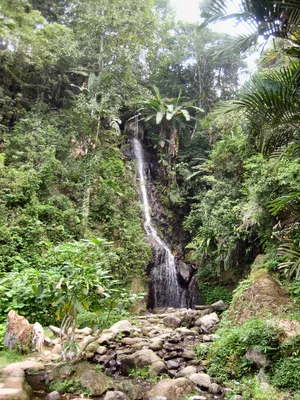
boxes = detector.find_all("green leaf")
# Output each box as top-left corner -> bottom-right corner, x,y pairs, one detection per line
156,112 -> 164,124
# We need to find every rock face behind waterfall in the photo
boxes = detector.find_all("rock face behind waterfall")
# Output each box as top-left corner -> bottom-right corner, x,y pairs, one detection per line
132,138 -> 199,309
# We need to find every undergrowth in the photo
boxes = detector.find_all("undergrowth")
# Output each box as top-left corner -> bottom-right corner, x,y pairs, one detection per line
207,319 -> 283,382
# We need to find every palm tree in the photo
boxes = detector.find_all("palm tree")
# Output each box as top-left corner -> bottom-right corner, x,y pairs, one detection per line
216,62 -> 300,153
201,0 -> 300,55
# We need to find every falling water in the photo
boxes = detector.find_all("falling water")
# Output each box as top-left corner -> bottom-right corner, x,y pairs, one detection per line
132,137 -> 186,308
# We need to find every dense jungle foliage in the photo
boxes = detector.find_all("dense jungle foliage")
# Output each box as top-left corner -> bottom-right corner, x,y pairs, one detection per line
1,0 -> 300,396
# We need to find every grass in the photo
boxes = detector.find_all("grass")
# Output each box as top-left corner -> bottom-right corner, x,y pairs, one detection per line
0,349 -> 28,369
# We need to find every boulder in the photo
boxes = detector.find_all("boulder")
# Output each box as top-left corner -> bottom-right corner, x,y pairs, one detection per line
49,326 -> 62,337
177,261 -> 194,284
149,339 -> 163,351
47,362 -> 109,397
166,360 -> 179,370
182,350 -> 195,360
227,270 -> 293,325
149,361 -> 167,377
120,349 -> 162,375
4,311 -> 33,351
2,361 -> 44,378
245,347 -> 271,369
121,338 -> 144,346
146,378 -> 195,400
189,373 -> 211,390
32,322 -> 44,352
202,334 -> 218,342
75,327 -> 93,335
115,381 -> 146,400
162,316 -> 182,329
0,387 -> 30,400
208,383 -> 222,394
97,331 -> 117,345
188,397 -> 206,400
103,391 -> 127,400
46,391 -> 60,400
151,398 -> 167,400
194,313 -> 219,330
0,361 -> 44,400
176,366 -> 197,378
109,320 -> 133,334
96,346 -> 108,355
211,300 -> 227,311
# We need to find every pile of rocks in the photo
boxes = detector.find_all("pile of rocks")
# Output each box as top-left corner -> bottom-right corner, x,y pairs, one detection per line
43,305 -> 225,399
1,302 -> 227,400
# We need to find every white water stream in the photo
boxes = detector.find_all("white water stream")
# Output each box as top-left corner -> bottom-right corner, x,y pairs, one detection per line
132,138 -> 185,308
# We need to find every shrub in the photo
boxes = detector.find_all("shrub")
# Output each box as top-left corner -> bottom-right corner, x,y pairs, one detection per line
0,323 -> 5,351
199,283 -> 233,305
207,319 -> 283,382
271,357 -> 300,390
225,377 -> 284,400
193,343 -> 209,360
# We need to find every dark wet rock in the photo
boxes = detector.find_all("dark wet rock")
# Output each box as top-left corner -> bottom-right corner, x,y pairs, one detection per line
177,261 -> 194,284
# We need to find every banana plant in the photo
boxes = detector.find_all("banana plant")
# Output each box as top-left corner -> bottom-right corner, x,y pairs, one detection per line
140,86 -> 203,160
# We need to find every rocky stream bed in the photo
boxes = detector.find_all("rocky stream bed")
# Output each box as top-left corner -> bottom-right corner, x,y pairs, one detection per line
0,302 -> 235,400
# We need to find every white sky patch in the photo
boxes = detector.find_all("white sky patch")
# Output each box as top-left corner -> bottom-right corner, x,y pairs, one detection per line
170,0 -> 259,83
170,0 -> 201,23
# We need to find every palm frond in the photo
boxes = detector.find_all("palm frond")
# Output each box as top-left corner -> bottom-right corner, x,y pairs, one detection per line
278,240 -> 300,278
201,0 -> 300,54
268,193 -> 300,216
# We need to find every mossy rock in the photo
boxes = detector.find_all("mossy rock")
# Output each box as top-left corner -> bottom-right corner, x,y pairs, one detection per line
47,362 -> 110,396
227,269 -> 293,325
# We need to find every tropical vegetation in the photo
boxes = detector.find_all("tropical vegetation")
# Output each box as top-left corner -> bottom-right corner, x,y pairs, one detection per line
1,0 -> 300,397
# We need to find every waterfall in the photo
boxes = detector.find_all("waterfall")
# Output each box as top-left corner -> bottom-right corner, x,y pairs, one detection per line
132,137 -> 186,308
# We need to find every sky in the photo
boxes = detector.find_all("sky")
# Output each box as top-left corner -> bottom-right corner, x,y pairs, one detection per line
169,0 -> 259,79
